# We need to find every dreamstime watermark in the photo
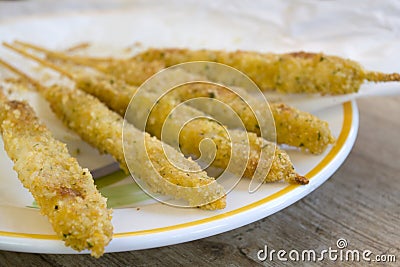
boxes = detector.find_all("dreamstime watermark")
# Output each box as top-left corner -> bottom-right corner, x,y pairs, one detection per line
257,238 -> 397,263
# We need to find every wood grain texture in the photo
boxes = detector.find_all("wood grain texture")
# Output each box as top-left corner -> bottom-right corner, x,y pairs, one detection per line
0,2 -> 399,266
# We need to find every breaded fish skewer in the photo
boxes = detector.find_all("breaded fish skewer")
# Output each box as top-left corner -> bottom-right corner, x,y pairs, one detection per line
14,41 -> 399,95
0,85 -> 113,258
73,65 -> 333,154
4,44 -> 308,184
2,42 -> 338,153
170,83 -> 334,154
5,43 -> 336,151
5,43 -> 332,154
75,75 -> 307,184
0,58 -> 226,210
133,49 -> 400,95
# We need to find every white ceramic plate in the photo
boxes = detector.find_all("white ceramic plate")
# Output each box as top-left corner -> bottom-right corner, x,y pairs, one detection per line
0,0 -> 380,254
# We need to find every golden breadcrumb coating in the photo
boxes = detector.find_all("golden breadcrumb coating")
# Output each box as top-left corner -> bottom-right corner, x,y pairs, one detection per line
13,41 -> 400,94
76,65 -> 334,155
40,84 -> 226,209
173,83 -> 334,154
133,49 -> 400,95
0,48 -> 226,209
76,74 -> 308,184
76,73 -> 135,116
0,92 -> 113,257
0,42 -> 353,153
76,67 -> 333,154
6,42 -> 308,183
271,103 -> 335,154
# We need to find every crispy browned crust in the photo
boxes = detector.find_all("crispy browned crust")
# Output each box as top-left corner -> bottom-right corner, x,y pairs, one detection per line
133,48 -> 398,95
6,42 -> 309,184
271,103 -> 335,154
40,84 -> 226,209
171,83 -> 334,154
0,94 -> 113,257
77,71 -> 333,154
75,73 -> 135,115
13,42 -> 399,94
75,74 -> 308,185
0,48 -> 226,209
295,175 -> 309,185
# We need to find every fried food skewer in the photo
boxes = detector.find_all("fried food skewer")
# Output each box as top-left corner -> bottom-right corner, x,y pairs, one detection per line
0,58 -> 226,210
0,86 -> 113,257
169,82 -> 335,154
133,49 -> 400,95
2,42 -> 341,153
5,42 -> 337,151
6,42 -> 333,154
77,74 -> 307,185
5,43 -> 308,184
15,41 -> 399,95
74,63 -> 333,154
78,69 -> 334,154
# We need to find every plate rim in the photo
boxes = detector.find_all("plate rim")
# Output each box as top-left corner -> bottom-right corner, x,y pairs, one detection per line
0,101 -> 359,254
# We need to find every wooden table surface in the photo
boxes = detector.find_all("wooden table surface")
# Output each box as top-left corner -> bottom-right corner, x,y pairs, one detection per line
0,2 -> 399,266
